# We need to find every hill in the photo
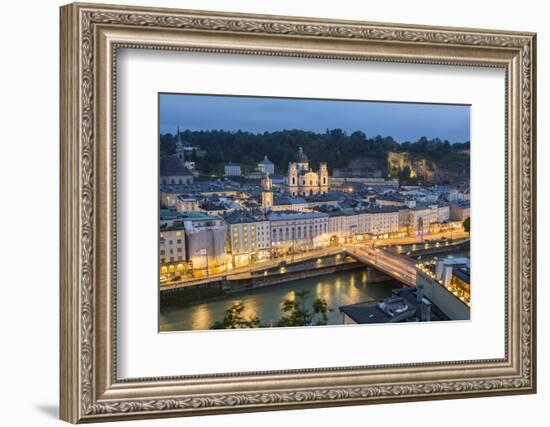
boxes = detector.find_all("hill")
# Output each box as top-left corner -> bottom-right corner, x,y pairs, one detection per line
160,129 -> 469,184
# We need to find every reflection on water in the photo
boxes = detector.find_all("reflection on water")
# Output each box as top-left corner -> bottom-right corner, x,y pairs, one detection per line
160,267 -> 401,332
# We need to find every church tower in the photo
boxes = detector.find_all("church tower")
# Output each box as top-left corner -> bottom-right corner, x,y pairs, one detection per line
287,162 -> 298,196
175,124 -> 185,164
319,162 -> 329,194
261,173 -> 273,212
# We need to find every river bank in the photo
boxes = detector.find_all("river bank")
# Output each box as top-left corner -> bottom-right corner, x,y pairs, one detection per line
160,253 -> 392,309
160,267 -> 402,331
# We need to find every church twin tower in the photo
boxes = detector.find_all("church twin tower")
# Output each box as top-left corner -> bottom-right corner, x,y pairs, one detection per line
286,147 -> 329,197
261,146 -> 329,212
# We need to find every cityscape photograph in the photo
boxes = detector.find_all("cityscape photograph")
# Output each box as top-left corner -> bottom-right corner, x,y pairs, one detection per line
158,93 -> 471,332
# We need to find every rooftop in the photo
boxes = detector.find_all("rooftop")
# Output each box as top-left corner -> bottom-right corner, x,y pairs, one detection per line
453,267 -> 471,284
339,288 -> 449,324
268,211 -> 329,221
224,209 -> 266,224
160,155 -> 194,177
274,196 -> 307,206
160,209 -> 220,222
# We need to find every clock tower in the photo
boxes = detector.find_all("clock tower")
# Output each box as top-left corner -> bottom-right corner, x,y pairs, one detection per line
261,173 -> 273,213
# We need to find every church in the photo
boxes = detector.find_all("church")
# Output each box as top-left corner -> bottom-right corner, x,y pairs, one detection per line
159,130 -> 194,185
284,147 -> 329,196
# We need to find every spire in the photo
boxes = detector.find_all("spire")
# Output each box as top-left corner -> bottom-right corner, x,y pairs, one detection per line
175,122 -> 185,162
175,122 -> 184,147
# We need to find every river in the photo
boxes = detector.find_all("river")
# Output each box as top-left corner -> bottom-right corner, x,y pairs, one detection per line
160,267 -> 401,331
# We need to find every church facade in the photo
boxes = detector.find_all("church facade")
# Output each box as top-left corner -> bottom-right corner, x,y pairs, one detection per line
284,147 -> 329,196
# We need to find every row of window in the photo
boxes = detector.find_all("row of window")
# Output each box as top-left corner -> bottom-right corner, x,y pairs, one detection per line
271,223 -> 328,241
161,178 -> 192,185
160,248 -> 183,255
161,239 -> 183,245
160,255 -> 184,263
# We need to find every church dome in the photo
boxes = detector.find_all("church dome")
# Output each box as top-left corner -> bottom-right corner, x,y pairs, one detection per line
296,146 -> 308,162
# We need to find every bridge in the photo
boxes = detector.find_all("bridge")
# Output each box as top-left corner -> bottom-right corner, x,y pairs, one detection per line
343,244 -> 417,287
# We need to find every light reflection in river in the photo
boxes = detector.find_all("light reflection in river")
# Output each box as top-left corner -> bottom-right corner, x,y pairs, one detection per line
160,268 -> 401,332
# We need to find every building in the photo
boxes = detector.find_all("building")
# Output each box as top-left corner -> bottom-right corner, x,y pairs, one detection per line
436,204 -> 450,222
339,287 -> 449,325
268,211 -> 330,256
224,210 -> 270,267
159,131 -> 195,185
260,173 -> 273,212
450,201 -> 470,221
359,206 -> 401,236
180,211 -> 228,274
285,147 -> 329,196
175,195 -> 199,212
271,196 -> 308,212
330,177 -> 399,188
159,213 -> 189,279
257,155 -> 275,175
375,194 -> 414,207
434,257 -> 471,304
160,155 -> 194,185
325,210 -> 357,244
408,204 -> 439,236
224,162 -> 241,177
415,267 -> 470,320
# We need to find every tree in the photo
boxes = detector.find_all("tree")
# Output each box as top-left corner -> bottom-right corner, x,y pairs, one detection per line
463,217 -> 471,233
210,301 -> 260,329
277,289 -> 333,327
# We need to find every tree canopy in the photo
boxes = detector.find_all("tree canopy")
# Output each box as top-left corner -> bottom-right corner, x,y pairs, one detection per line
160,128 -> 469,176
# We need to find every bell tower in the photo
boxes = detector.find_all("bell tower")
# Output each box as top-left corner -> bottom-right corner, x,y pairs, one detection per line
261,173 -> 273,212
319,162 -> 329,194
287,162 -> 298,196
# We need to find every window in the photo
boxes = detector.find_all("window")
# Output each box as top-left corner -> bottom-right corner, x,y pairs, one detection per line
177,239 -> 182,244
160,250 -> 165,255
292,177 -> 296,185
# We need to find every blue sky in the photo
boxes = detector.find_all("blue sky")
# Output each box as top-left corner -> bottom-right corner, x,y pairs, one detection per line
159,93 -> 470,143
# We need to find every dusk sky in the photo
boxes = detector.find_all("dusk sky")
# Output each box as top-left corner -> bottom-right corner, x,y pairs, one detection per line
159,93 -> 470,143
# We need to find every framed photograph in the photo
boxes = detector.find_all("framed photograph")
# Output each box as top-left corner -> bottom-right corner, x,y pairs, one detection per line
60,2 -> 537,423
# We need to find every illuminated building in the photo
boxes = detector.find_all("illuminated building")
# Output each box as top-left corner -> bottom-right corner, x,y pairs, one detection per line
224,210 -> 270,267
268,211 -> 330,256
285,147 -> 329,196
257,155 -> 275,175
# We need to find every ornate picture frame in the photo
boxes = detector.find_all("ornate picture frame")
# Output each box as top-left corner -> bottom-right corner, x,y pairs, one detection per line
60,2 -> 536,423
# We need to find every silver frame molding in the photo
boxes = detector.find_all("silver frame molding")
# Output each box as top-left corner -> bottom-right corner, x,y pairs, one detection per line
60,2 -> 537,423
